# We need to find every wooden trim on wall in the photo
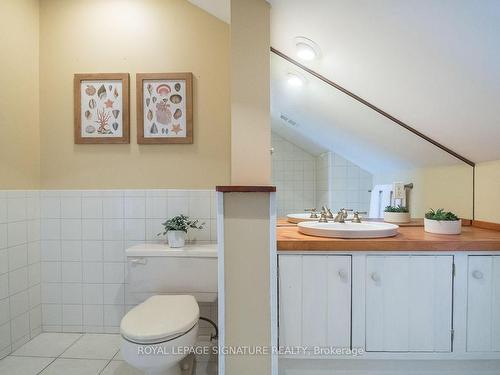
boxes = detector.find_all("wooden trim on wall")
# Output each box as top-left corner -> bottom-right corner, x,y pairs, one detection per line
136,72 -> 193,144
74,73 -> 130,144
216,186 -> 277,193
472,220 -> 500,232
270,47 -> 475,167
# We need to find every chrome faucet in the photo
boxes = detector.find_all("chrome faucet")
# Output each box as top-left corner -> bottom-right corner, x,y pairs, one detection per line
318,211 -> 329,223
352,211 -> 367,223
333,208 -> 353,223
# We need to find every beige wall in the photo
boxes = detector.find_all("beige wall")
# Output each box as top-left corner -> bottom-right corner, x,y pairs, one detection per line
373,164 -> 474,219
230,0 -> 271,185
475,160 -> 500,224
0,0 -> 40,189
39,0 -> 230,189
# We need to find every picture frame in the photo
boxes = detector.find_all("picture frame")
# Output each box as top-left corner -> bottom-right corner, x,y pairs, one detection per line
136,73 -> 193,144
74,73 -> 130,144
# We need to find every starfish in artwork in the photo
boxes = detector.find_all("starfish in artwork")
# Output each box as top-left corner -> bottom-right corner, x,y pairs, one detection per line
104,99 -> 114,108
171,124 -> 182,135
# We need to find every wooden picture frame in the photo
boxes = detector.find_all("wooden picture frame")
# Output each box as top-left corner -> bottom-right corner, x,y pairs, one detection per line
136,73 -> 193,144
74,73 -> 130,144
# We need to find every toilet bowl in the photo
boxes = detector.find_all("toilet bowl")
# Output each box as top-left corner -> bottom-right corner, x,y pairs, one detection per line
120,243 -> 217,375
121,295 -> 200,375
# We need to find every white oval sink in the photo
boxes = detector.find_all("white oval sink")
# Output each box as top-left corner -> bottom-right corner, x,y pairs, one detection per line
298,221 -> 399,239
287,213 -> 354,224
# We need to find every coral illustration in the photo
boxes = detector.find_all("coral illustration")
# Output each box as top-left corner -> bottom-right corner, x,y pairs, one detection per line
95,108 -> 112,134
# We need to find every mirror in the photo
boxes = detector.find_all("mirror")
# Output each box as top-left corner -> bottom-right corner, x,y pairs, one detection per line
270,53 -> 474,222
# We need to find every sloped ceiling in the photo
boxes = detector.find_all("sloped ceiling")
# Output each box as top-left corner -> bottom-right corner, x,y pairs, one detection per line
188,0 -> 500,165
187,0 -> 230,23
271,0 -> 500,164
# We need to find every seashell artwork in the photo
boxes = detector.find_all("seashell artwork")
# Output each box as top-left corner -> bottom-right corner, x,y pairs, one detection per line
85,85 -> 96,96
155,102 -> 172,125
139,76 -> 190,143
170,94 -> 182,104
98,84 -> 107,100
77,74 -> 127,143
156,84 -> 171,96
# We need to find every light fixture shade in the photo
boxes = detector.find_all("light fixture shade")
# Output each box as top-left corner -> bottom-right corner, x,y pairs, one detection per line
294,36 -> 321,61
287,72 -> 305,87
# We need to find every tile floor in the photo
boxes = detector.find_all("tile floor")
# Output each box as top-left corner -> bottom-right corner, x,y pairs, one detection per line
0,333 -> 217,375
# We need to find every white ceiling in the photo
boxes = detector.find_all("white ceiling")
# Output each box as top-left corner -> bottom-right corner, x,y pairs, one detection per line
187,0 -> 230,23
271,0 -> 500,164
188,0 -> 500,165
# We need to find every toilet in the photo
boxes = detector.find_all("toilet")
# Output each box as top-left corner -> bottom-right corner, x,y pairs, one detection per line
120,243 -> 218,375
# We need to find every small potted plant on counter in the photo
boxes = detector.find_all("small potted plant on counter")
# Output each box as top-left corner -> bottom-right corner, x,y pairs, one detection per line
158,214 -> 205,248
424,208 -> 461,235
384,205 -> 411,223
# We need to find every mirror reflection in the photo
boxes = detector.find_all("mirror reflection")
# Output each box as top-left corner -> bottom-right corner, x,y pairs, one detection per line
271,53 -> 474,223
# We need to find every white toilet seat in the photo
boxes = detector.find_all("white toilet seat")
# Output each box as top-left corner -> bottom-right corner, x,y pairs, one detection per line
120,295 -> 199,345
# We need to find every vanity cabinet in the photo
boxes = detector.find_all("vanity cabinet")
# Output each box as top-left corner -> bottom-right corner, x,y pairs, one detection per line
467,256 -> 500,352
365,255 -> 453,352
278,255 -> 351,349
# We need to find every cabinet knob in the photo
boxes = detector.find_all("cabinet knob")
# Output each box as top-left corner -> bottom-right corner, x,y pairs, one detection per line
370,272 -> 380,282
472,270 -> 484,280
338,269 -> 348,281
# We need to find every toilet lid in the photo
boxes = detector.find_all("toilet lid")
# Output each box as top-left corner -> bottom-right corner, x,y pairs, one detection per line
121,295 -> 199,344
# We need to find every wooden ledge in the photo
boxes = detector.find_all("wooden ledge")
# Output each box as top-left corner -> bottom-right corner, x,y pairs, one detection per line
216,186 -> 276,193
472,220 -> 500,232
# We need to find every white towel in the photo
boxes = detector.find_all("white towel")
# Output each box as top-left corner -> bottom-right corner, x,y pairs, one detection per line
369,184 -> 393,218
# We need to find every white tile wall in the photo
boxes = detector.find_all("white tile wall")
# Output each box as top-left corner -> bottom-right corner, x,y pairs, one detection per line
0,191 -> 42,359
271,132 -> 316,217
38,189 -> 217,336
314,152 -> 373,213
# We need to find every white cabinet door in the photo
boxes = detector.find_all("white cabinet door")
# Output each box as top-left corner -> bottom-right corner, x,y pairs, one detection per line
365,255 -> 453,352
279,255 -> 351,349
467,256 -> 500,352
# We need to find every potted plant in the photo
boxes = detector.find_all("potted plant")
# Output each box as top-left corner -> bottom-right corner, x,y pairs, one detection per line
158,214 -> 205,248
424,208 -> 461,235
384,205 -> 411,223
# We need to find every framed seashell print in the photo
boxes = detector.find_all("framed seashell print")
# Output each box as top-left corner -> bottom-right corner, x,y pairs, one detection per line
136,73 -> 193,144
74,73 -> 130,144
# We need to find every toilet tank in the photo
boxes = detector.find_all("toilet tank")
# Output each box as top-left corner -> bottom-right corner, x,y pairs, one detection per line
126,243 -> 217,302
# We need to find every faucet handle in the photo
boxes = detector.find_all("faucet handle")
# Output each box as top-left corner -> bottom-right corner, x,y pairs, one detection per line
352,211 -> 367,223
318,211 -> 329,223
304,208 -> 319,218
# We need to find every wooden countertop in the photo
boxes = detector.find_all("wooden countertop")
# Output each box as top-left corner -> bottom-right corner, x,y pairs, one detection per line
277,225 -> 500,252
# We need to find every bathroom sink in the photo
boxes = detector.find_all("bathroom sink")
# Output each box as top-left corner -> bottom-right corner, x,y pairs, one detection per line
287,213 -> 354,224
297,221 -> 399,239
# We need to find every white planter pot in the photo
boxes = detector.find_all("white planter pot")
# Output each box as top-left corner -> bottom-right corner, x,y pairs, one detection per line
167,230 -> 187,248
384,212 -> 411,223
424,218 -> 462,235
